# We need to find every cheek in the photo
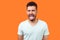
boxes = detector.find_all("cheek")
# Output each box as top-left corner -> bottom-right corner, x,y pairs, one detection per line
33,11 -> 37,15
26,11 -> 29,15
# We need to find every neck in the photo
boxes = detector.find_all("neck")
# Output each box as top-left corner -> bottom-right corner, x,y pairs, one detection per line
28,18 -> 38,27
29,18 -> 38,23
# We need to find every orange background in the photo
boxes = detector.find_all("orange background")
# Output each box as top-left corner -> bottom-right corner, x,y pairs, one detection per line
0,0 -> 60,40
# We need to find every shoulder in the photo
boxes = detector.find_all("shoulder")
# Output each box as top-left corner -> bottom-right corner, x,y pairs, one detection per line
38,19 -> 48,28
18,20 -> 28,27
39,19 -> 47,25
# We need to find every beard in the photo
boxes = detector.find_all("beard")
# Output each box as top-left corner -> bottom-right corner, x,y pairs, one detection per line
28,14 -> 36,22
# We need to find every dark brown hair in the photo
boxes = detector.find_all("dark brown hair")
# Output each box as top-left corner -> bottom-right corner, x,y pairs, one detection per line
26,1 -> 37,9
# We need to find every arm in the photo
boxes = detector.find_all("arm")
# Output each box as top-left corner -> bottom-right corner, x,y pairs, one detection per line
18,35 -> 23,40
42,35 -> 49,40
42,22 -> 49,40
18,23 -> 24,40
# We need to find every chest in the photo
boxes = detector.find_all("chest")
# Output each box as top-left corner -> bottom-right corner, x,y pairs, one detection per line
22,25 -> 44,36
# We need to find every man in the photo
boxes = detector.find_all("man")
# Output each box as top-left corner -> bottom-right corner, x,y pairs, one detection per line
17,1 -> 49,40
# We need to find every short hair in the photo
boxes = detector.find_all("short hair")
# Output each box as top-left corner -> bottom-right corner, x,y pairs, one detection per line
26,1 -> 37,9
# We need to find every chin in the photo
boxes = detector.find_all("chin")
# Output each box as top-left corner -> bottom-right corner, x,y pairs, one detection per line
29,19 -> 35,21
28,17 -> 36,21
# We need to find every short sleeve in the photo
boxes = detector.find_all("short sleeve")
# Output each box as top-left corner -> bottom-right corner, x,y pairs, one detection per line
17,23 -> 23,35
43,22 -> 50,35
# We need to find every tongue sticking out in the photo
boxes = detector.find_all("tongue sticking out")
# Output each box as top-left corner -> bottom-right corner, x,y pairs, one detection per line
29,16 -> 34,20
29,14 -> 35,20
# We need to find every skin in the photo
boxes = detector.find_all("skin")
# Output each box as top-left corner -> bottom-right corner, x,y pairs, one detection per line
18,35 -> 23,40
27,6 -> 37,22
18,6 -> 49,40
42,35 -> 49,40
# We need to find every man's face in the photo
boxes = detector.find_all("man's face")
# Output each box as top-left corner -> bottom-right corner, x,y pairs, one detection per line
27,6 -> 37,21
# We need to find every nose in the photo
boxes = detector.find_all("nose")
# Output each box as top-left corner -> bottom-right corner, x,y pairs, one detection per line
30,10 -> 33,14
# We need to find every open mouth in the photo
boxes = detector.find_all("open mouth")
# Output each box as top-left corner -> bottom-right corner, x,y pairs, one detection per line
29,14 -> 35,20
29,14 -> 34,17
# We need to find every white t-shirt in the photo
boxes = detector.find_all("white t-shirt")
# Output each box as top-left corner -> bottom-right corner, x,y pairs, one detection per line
17,19 -> 49,40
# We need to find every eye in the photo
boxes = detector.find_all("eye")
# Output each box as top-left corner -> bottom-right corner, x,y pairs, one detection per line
32,10 -> 35,11
28,10 -> 30,12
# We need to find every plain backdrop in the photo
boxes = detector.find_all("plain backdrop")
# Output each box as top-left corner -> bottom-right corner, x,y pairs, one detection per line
0,0 -> 60,40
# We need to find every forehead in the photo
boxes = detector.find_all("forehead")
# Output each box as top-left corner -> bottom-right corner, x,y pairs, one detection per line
27,6 -> 36,10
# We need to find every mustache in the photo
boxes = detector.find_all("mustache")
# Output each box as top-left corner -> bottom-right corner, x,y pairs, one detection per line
28,14 -> 35,17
